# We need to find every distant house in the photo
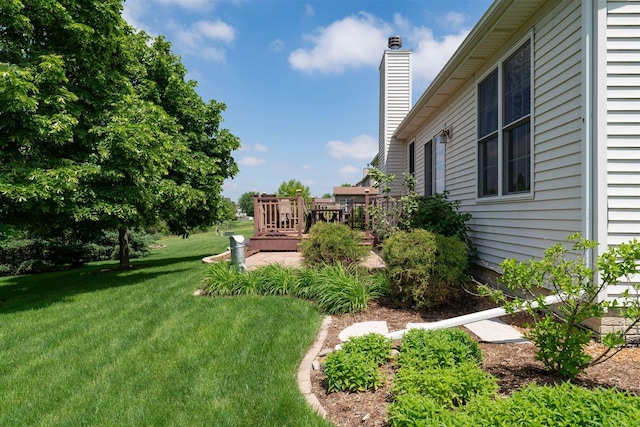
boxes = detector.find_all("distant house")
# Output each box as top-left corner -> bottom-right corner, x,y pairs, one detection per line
333,186 -> 379,209
376,0 -> 639,337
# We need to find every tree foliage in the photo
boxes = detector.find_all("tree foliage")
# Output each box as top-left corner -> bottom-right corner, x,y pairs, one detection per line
0,0 -> 240,268
238,191 -> 255,217
276,179 -> 310,199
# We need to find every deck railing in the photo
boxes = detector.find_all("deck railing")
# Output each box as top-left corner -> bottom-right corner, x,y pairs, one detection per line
252,190 -> 402,237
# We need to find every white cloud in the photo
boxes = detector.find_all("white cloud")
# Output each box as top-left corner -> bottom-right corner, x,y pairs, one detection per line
337,165 -> 360,178
288,12 -> 391,74
170,20 -> 236,61
326,134 -> 378,160
238,156 -> 266,166
254,143 -> 268,152
175,20 -> 236,48
443,12 -> 467,30
408,26 -> 469,87
301,165 -> 310,170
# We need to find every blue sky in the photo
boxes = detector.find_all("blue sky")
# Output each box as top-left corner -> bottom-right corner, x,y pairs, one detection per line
122,0 -> 493,202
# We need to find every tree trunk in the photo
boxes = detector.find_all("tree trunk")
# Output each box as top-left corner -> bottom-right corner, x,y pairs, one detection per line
118,227 -> 130,269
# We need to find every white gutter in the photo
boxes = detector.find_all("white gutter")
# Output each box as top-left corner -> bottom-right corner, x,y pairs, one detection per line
385,293 -> 564,340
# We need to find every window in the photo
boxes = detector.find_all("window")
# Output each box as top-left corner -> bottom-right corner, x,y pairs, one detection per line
424,140 -> 433,196
477,39 -> 531,198
408,142 -> 415,177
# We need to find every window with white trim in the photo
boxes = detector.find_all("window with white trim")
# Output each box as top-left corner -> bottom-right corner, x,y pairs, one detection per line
477,39 -> 531,198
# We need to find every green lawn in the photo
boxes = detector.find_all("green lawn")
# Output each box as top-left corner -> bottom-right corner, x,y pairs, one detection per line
0,223 -> 331,426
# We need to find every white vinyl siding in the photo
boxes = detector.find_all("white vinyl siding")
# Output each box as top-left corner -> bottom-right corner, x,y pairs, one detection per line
605,0 -> 640,296
606,1 -> 640,248
405,0 -> 584,271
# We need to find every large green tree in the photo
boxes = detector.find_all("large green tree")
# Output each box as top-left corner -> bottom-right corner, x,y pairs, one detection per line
237,191 -> 255,217
276,179 -> 311,199
0,0 -> 239,268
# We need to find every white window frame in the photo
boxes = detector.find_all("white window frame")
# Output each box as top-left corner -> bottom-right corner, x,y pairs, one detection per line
476,34 -> 534,202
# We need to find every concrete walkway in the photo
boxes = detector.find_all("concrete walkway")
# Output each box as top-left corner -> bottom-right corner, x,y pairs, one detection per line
244,250 -> 386,270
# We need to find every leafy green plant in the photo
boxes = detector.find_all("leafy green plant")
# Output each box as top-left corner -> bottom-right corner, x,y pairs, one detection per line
388,383 -> 640,427
387,394 -> 456,427
393,362 -> 498,408
404,191 -> 475,259
480,234 -> 640,379
300,222 -> 369,268
340,333 -> 392,366
465,383 -> 640,426
322,350 -> 385,393
322,333 -> 391,393
202,261 -> 242,296
382,230 -> 468,309
315,263 -> 381,314
398,328 -> 483,371
253,263 -> 300,296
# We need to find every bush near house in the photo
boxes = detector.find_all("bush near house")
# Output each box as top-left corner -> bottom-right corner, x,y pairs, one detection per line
381,229 -> 468,310
479,234 -> 640,379
299,222 -> 370,268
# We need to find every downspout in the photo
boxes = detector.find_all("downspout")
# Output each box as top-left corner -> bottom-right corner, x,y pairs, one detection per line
584,0 -> 610,304
582,0 -> 594,263
385,293 -> 565,340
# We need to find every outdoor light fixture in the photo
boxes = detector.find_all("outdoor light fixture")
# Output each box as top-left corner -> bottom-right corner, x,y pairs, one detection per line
435,128 -> 451,144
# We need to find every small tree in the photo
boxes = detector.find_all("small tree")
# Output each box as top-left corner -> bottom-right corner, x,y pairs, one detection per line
276,179 -> 310,199
480,234 -> 640,379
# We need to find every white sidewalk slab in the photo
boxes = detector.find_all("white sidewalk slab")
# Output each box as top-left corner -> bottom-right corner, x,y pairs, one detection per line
463,318 -> 529,344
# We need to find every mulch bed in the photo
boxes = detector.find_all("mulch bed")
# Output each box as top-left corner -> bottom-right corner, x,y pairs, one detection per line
310,293 -> 640,427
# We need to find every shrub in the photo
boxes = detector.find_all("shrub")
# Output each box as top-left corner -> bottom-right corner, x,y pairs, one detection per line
480,234 -> 640,379
300,222 -> 369,268
0,229 -> 157,276
398,328 -> 483,371
381,230 -> 468,309
322,333 -> 391,393
393,363 -> 498,408
403,191 -> 474,253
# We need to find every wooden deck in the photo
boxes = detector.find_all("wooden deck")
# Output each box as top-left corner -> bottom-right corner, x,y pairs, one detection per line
250,190 -> 380,251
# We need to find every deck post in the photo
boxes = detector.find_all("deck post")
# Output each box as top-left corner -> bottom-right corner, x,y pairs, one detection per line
364,189 -> 370,229
253,193 -> 260,236
296,189 -> 303,237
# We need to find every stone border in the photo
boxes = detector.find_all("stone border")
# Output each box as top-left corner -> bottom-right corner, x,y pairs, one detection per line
297,316 -> 332,418
201,249 -> 230,263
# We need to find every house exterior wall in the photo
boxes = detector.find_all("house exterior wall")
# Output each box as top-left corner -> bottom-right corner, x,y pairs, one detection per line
406,0 -> 585,272
601,1 -> 640,319
606,1 -> 640,247
379,49 -> 411,194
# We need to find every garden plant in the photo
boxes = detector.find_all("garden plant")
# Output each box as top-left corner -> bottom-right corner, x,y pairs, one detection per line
480,234 -> 640,379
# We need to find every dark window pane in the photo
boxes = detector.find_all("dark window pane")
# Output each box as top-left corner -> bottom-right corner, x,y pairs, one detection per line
409,142 -> 415,176
478,70 -> 498,138
503,121 -> 531,194
504,40 -> 531,125
478,136 -> 498,197
424,141 -> 433,196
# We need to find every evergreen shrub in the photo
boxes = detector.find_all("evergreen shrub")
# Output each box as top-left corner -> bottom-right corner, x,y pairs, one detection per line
381,230 -> 468,309
300,222 -> 369,268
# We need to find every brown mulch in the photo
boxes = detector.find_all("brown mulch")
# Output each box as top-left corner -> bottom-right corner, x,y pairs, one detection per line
310,293 -> 640,427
